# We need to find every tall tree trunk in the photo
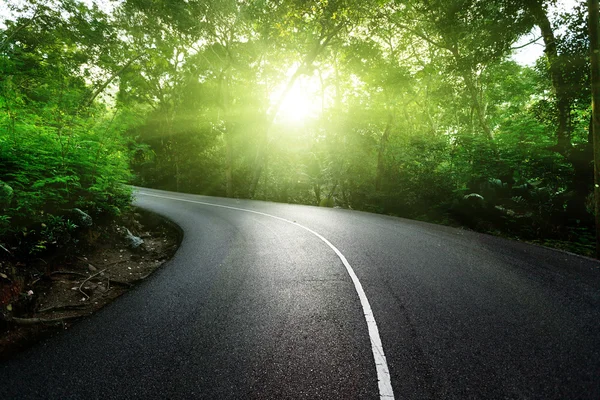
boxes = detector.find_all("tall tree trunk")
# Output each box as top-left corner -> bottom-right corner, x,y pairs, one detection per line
461,71 -> 497,153
163,103 -> 180,192
225,129 -> 233,197
313,184 -> 321,205
327,181 -> 339,203
448,47 -> 497,153
220,72 -> 234,197
175,153 -> 181,192
528,0 -> 572,153
84,53 -> 145,108
248,66 -> 304,198
587,0 -> 600,257
248,22 -> 347,198
375,115 -> 393,191
530,0 -> 595,221
262,153 -> 269,200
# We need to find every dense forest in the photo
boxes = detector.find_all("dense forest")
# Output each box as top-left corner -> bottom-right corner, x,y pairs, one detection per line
1,0 -> 599,256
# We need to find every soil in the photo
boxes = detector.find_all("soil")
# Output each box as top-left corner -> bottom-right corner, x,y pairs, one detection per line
0,208 -> 181,361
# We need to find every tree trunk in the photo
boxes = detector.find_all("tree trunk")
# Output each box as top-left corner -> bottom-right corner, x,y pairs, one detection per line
248,68 -> 303,198
84,53 -> 145,108
528,0 -> 572,154
220,72 -> 234,198
327,181 -> 339,203
448,47 -> 497,152
175,153 -> 181,192
461,69 -> 496,149
587,0 -> 600,257
528,1 -> 595,223
248,22 -> 347,198
262,154 -> 269,200
375,115 -> 393,191
313,184 -> 321,205
225,137 -> 233,197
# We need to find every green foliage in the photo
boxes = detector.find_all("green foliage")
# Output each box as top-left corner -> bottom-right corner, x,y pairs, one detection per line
1,0 -> 594,255
319,197 -> 335,207
116,0 -> 594,255
0,1 -> 134,255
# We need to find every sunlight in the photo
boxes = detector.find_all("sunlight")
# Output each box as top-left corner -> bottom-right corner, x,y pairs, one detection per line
512,0 -> 578,66
271,72 -> 322,125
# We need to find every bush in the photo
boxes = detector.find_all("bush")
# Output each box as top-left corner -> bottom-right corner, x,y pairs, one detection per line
319,197 -> 335,207
0,93 -> 132,255
0,120 -> 132,254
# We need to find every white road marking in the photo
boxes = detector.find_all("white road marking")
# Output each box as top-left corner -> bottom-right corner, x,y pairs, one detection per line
137,191 -> 396,399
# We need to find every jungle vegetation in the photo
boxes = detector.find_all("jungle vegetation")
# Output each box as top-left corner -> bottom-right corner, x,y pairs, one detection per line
1,0 -> 600,256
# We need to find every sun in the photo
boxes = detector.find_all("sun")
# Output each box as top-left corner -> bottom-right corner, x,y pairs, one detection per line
271,73 -> 322,125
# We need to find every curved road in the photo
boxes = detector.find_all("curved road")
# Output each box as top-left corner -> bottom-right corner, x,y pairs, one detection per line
2,187 -> 600,399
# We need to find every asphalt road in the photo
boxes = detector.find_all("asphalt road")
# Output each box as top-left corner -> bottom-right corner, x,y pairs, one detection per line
2,187 -> 600,399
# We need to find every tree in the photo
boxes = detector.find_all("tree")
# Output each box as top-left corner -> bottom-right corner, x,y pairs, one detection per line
0,0 -> 135,254
389,0 -> 534,148
587,0 -> 600,256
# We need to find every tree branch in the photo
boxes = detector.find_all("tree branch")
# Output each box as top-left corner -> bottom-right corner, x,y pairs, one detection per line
84,53 -> 146,108
78,269 -> 106,300
511,36 -> 543,50
10,315 -> 82,325
0,6 -> 40,53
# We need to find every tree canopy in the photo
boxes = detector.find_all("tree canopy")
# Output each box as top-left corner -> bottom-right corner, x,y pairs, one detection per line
1,0 -> 598,256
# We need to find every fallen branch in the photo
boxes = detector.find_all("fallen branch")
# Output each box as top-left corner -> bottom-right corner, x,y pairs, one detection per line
78,269 -> 106,300
77,257 -> 127,269
108,279 -> 132,287
50,270 -> 88,278
0,244 -> 12,256
10,315 -> 82,326
38,304 -> 89,313
102,260 -> 128,267
109,270 -> 155,287
140,271 -> 153,280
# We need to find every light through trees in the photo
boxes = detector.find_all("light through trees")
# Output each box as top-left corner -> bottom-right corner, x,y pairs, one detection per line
271,74 -> 323,125
2,0 -> 598,257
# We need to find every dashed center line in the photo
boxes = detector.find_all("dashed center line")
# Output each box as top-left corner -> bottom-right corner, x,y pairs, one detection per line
137,191 -> 395,399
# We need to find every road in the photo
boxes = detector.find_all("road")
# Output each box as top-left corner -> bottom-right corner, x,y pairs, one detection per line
2,187 -> 600,399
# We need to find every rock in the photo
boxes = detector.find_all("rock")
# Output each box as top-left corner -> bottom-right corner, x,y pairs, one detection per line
88,264 -> 97,272
0,181 -> 13,208
124,228 -> 144,249
463,193 -> 484,203
461,193 -> 486,210
72,208 -> 93,227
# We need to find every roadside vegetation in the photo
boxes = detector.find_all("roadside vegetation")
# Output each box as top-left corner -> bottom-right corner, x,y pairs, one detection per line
1,0 -> 599,266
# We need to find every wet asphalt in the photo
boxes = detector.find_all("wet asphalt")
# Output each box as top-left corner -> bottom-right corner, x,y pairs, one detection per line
1,187 -> 599,399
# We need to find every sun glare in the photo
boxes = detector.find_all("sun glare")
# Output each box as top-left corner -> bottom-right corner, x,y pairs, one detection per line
271,74 -> 322,124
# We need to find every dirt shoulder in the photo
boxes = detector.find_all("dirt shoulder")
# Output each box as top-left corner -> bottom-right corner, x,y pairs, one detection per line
0,208 -> 181,361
